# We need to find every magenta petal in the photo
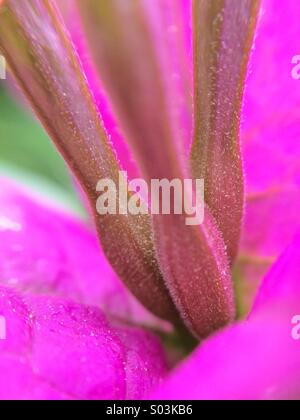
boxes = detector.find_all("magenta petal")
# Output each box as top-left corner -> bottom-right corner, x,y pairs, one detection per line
238,0 -> 300,308
241,0 -> 300,249
0,287 -> 167,400
242,188 -> 300,259
0,357 -> 68,400
243,0 -> 300,190
115,327 -> 168,399
236,187 -> 300,314
0,179 -> 166,329
250,231 -> 300,318
0,287 -> 31,355
153,319 -> 300,400
153,234 -> 300,400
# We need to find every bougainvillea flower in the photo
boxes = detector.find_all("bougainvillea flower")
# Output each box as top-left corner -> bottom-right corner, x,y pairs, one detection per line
0,0 -> 299,400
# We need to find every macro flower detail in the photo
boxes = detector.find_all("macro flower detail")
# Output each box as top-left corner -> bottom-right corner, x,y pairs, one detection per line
0,287 -> 167,400
153,232 -> 300,399
0,0 -> 299,401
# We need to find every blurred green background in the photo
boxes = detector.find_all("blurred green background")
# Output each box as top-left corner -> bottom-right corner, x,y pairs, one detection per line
0,81 -> 83,214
